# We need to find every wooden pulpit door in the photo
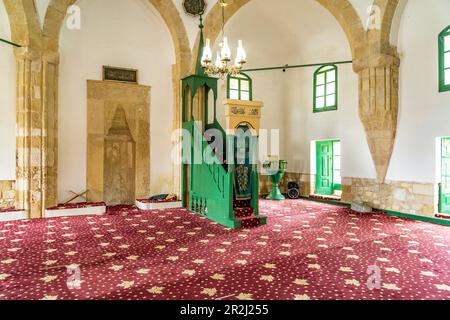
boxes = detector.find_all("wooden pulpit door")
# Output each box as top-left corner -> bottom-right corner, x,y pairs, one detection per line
440,138 -> 450,214
316,140 -> 334,196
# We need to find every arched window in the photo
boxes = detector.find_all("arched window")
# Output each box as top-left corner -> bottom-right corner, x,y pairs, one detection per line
227,73 -> 252,101
314,65 -> 338,113
439,26 -> 450,92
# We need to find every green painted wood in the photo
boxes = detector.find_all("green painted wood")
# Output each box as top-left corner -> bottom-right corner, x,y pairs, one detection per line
313,65 -> 338,113
189,121 -> 235,227
251,168 -> 259,215
0,38 -> 21,47
242,60 -> 352,73
181,27 -> 264,228
316,140 -> 334,196
438,26 -> 450,92
440,137 -> 450,214
195,16 -> 207,77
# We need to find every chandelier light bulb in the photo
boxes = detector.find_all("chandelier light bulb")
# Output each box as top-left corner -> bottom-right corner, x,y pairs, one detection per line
199,1 -> 247,78
215,52 -> 223,68
221,37 -> 231,62
235,40 -> 247,66
202,38 -> 212,65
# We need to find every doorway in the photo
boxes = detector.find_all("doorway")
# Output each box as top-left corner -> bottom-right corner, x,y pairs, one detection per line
315,140 -> 341,196
439,137 -> 450,214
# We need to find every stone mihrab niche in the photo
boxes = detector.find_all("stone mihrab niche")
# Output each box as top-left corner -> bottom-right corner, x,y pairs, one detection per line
86,80 -> 151,205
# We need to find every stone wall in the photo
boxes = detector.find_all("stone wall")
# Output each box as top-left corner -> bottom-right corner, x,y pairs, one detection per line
260,172 -> 311,198
260,172 -> 437,218
0,180 -> 15,209
87,80 -> 151,204
342,177 -> 435,217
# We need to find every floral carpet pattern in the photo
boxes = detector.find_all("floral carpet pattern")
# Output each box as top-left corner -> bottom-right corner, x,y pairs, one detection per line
0,200 -> 449,300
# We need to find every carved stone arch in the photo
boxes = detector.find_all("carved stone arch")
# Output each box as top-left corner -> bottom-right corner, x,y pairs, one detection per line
367,0 -> 401,59
41,0 -> 192,198
3,0 -> 42,48
386,0 -> 408,49
42,0 -> 191,75
193,0 -> 404,183
191,0 -> 368,73
315,0 -> 367,62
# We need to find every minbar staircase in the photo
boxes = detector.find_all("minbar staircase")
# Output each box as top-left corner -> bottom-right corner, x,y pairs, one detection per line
183,120 -> 266,229
234,199 -> 265,229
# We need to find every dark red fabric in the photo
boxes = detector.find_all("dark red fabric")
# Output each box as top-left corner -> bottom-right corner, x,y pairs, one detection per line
136,199 -> 179,204
234,207 -> 254,218
46,202 -> 106,211
1,200 -> 450,300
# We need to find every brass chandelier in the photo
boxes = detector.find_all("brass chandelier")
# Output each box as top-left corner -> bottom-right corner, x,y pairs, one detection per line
201,0 -> 247,78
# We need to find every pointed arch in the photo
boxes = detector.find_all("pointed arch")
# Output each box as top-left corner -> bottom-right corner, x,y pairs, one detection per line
191,0 -> 368,73
3,0 -> 41,48
368,0 -> 401,58
42,0 -> 191,75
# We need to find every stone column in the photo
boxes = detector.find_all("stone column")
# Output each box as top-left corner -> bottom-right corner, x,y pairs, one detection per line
14,47 -> 59,218
172,64 -> 182,197
357,54 -> 400,182
42,51 -> 59,209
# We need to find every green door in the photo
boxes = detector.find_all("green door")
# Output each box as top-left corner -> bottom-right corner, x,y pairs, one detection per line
316,140 -> 334,195
440,138 -> 450,214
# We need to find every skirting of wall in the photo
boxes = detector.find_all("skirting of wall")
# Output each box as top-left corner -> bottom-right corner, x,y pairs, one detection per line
0,180 -> 15,209
342,177 -> 435,218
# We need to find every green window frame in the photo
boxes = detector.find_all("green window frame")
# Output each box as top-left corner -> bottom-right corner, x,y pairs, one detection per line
439,26 -> 450,92
227,73 -> 252,101
314,65 -> 338,113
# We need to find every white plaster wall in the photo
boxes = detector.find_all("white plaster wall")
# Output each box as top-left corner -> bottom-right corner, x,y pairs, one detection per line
348,0 -> 374,31
173,0 -> 215,49
58,0 -> 175,202
173,0 -> 374,48
387,0 -> 450,183
0,2 -> 16,181
35,0 -> 50,30
213,0 -> 375,179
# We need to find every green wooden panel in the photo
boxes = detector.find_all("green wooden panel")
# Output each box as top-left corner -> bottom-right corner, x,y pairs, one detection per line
440,137 -> 450,214
316,141 -> 334,195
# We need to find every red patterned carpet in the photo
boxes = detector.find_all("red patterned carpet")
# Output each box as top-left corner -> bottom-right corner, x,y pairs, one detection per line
1,200 -> 449,300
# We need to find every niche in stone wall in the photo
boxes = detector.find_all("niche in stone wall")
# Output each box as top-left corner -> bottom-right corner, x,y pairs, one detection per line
87,80 -> 150,205
104,107 -> 136,205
